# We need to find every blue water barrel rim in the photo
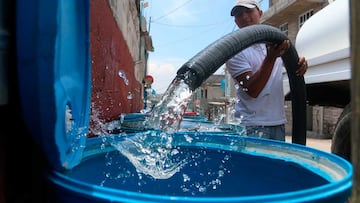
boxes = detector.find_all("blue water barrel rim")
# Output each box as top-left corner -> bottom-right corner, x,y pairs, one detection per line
49,168 -> 351,202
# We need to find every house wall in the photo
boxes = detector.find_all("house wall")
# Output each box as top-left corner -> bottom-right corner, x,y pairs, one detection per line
89,0 -> 145,136
108,0 -> 147,83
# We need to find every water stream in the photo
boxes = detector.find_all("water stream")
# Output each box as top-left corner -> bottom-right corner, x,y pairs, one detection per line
145,77 -> 193,133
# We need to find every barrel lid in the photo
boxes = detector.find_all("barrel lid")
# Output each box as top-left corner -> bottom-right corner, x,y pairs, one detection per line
16,1 -> 90,171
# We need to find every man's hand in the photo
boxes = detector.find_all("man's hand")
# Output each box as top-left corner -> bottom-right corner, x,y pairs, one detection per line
266,40 -> 291,58
296,56 -> 308,76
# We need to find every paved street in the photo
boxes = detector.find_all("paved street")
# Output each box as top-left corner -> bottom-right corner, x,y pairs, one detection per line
285,136 -> 332,153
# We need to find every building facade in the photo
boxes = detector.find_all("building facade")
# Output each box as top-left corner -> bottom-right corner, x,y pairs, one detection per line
89,0 -> 152,136
193,74 -> 227,121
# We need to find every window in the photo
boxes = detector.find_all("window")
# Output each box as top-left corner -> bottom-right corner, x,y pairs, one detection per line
279,23 -> 288,36
299,10 -> 314,28
201,89 -> 207,99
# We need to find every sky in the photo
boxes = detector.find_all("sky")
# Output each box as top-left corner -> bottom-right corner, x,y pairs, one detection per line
142,0 -> 269,94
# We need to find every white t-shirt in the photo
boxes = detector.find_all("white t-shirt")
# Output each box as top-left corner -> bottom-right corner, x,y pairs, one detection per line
226,43 -> 286,126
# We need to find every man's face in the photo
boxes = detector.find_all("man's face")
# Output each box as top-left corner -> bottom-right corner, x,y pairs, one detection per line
234,7 -> 262,28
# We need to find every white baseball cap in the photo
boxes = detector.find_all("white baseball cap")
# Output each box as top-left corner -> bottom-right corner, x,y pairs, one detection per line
230,0 -> 260,16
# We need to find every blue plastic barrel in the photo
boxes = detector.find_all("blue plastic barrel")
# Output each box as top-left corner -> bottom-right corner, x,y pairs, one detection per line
16,0 -> 91,170
47,133 -> 352,203
15,0 -> 352,202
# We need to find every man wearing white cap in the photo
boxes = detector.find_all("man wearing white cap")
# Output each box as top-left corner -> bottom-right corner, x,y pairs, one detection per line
226,0 -> 308,141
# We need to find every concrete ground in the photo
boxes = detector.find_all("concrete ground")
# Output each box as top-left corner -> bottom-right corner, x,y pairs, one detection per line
285,136 -> 332,153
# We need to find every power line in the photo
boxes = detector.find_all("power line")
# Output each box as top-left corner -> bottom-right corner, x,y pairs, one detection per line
154,20 -> 233,48
151,0 -> 193,22
151,19 -> 229,28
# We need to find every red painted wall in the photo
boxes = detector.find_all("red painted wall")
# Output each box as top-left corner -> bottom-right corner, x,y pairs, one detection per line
90,0 -> 143,136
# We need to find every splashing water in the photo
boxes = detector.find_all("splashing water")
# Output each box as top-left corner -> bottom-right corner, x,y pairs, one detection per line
111,131 -> 188,179
146,77 -> 193,133
104,75 -> 239,181
108,77 -> 194,180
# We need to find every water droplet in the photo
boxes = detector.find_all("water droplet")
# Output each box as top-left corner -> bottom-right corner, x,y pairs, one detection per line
218,170 -> 225,177
184,134 -> 193,143
118,70 -> 129,85
183,174 -> 190,182
127,92 -> 133,99
198,186 -> 206,193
